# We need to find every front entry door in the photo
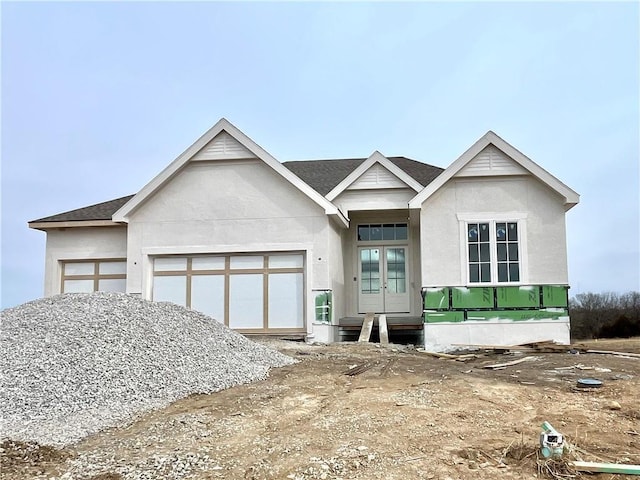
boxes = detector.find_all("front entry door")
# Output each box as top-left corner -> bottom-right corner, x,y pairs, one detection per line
358,246 -> 409,313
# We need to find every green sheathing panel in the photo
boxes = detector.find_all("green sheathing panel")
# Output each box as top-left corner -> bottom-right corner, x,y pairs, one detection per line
496,286 -> 540,308
315,291 -> 332,323
466,309 -> 568,322
424,311 -> 465,323
452,287 -> 494,309
424,288 -> 450,310
542,285 -> 569,307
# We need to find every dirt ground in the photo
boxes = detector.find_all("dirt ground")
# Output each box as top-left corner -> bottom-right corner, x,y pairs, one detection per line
2,338 -> 639,480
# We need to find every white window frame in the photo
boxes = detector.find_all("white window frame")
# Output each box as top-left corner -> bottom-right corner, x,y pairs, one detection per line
457,213 -> 528,286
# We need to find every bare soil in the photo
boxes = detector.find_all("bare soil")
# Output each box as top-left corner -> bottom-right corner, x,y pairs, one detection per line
3,338 -> 639,479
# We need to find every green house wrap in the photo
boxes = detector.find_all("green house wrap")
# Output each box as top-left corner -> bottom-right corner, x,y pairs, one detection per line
496,286 -> 540,308
315,291 -> 332,323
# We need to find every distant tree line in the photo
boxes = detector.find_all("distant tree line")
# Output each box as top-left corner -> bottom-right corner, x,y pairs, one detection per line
570,291 -> 640,340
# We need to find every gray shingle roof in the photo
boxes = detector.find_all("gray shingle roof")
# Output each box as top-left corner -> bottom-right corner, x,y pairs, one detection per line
30,157 -> 444,224
283,156 -> 444,196
29,195 -> 135,223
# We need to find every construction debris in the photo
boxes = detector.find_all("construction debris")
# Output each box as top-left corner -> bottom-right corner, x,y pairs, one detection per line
418,350 -> 479,362
378,314 -> 389,346
343,362 -> 375,376
585,349 -> 640,358
539,421 -> 565,459
570,460 -> 640,475
358,313 -> 374,343
482,356 -> 537,370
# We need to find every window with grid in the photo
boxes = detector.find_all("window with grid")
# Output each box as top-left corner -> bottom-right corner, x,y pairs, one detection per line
467,221 -> 520,284
357,223 -> 408,241
61,260 -> 126,293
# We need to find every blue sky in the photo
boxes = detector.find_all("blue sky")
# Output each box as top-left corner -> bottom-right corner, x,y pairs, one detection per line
1,1 -> 638,308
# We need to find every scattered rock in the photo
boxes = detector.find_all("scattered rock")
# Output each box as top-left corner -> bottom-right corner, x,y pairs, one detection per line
608,400 -> 622,410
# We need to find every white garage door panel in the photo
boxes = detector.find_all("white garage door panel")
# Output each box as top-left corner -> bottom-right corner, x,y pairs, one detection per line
152,253 -> 305,331
268,273 -> 304,328
154,276 -> 187,306
191,275 -> 225,321
229,274 -> 264,329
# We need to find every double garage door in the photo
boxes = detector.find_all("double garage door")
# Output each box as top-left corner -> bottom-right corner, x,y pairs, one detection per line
152,252 -> 305,333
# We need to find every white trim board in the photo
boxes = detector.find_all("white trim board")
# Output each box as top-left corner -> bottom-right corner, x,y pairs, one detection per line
409,131 -> 580,210
326,151 -> 424,201
113,118 -> 348,226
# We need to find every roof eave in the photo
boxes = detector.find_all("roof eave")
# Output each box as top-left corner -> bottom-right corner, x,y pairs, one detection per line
113,118 -> 340,222
28,220 -> 125,231
326,151 -> 424,201
408,131 -> 580,209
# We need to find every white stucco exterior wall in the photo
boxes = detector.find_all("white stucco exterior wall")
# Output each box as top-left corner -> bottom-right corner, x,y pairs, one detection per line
42,227 -> 128,296
420,175 -> 569,287
124,160 -> 336,333
333,188 -> 416,213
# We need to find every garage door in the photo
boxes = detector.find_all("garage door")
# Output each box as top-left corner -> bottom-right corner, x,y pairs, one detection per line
152,253 -> 305,333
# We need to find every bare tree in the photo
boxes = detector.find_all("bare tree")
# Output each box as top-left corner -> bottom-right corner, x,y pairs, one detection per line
570,291 -> 640,340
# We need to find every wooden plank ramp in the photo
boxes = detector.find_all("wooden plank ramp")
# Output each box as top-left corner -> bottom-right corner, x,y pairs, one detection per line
379,314 -> 389,345
358,313 -> 375,343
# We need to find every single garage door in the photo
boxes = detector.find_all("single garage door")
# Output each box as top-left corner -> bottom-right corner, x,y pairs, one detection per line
152,253 -> 305,333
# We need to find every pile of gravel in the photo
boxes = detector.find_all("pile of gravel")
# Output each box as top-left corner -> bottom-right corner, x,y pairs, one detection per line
0,292 -> 296,447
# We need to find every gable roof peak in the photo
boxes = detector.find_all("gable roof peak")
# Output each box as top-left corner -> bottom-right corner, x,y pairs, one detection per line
409,132 -> 580,210
112,118 -> 346,224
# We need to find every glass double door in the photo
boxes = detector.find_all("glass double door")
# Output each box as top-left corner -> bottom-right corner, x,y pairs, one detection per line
358,246 -> 409,313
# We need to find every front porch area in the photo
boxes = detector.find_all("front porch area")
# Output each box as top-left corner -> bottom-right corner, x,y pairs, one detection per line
338,316 -> 424,344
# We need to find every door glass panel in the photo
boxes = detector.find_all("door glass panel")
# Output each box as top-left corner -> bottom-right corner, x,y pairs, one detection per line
99,261 -> 126,275
386,248 -> 406,294
230,256 -> 264,269
268,273 -> 304,328
64,279 -> 94,293
153,276 -> 187,306
64,262 -> 95,275
98,278 -> 126,292
154,257 -> 187,272
229,274 -> 263,328
191,275 -> 225,321
269,254 -> 303,269
192,257 -> 225,270
360,248 -> 380,294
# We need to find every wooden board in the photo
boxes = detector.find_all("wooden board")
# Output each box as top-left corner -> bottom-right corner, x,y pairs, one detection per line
586,349 -> 640,358
358,313 -> 374,343
571,461 -> 640,475
379,314 -> 389,345
482,356 -> 537,369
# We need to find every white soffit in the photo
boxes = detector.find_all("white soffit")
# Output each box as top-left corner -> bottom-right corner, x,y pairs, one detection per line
409,131 -> 580,210
326,151 -> 423,201
113,118 -> 347,225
